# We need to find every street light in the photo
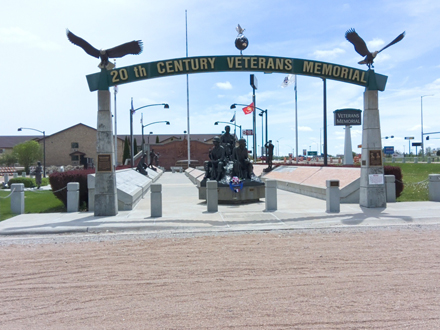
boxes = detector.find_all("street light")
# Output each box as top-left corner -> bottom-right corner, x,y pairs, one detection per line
231,103 -> 268,160
421,94 -> 434,158
130,99 -> 169,167
214,121 -> 242,138
17,127 -> 46,177
141,120 -> 170,152
141,121 -> 170,163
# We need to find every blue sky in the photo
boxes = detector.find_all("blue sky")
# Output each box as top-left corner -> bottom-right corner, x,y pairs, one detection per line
1,0 -> 440,157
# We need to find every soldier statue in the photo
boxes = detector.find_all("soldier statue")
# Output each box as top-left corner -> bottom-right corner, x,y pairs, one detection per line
232,138 -> 254,180
264,140 -> 274,170
204,137 -> 226,181
220,125 -> 236,161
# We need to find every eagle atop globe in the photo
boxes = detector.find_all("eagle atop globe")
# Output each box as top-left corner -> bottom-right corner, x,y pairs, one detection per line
235,24 -> 248,54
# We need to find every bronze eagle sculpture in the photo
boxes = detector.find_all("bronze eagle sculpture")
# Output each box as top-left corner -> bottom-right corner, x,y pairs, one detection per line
66,29 -> 143,70
345,28 -> 405,69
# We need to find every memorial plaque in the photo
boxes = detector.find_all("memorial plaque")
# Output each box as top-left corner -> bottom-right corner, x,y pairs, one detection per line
369,150 -> 382,166
97,154 -> 112,172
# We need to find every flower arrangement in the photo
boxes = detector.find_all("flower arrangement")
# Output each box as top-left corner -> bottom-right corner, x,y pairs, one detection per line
229,176 -> 243,193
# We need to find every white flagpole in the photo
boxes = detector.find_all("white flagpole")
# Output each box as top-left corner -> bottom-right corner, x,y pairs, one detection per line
186,10 -> 191,168
113,59 -> 118,167
295,75 -> 298,164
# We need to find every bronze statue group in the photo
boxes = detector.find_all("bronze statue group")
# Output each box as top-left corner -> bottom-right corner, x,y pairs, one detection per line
204,125 -> 256,182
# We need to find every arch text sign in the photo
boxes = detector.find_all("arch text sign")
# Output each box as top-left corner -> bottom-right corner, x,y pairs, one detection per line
86,55 -> 387,92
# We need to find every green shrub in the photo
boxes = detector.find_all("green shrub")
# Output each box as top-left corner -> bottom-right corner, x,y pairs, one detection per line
7,177 -> 49,188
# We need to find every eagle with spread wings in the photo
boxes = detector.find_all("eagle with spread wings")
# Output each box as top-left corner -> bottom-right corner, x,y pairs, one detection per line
345,28 -> 405,69
66,29 -> 143,70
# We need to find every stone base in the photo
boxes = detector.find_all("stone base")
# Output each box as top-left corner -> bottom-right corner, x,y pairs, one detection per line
198,179 -> 265,203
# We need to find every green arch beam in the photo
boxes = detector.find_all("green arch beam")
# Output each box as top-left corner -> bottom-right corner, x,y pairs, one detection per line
86,55 -> 387,92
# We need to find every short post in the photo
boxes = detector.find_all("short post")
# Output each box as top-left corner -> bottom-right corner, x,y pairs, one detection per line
4,173 -> 9,183
171,167 -> 176,173
10,183 -> 24,214
150,183 -> 162,217
22,172 -> 26,178
67,182 -> 80,212
414,158 -> 418,163
392,158 -> 395,163
402,158 -> 406,163
427,157 -> 432,164
206,180 -> 218,212
265,180 -> 277,211
428,174 -> 440,202
326,180 -> 340,213
384,175 -> 396,203
13,173 -> 18,178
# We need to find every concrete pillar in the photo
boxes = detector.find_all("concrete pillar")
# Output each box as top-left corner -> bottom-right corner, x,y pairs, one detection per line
206,180 -> 218,212
265,180 -> 277,211
427,157 -> 431,164
13,173 -> 18,178
392,158 -> 395,163
326,180 -> 340,213
344,125 -> 353,165
402,158 -> 406,163
414,158 -> 418,164
67,182 -> 80,212
94,89 -> 118,216
150,184 -> 162,217
21,172 -> 26,177
10,183 -> 24,214
360,88 -> 386,208
4,174 -> 9,183
384,175 -> 396,203
428,174 -> 440,202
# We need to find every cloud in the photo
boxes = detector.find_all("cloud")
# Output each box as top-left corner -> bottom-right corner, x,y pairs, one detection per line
0,27 -> 60,51
215,81 -> 232,90
312,48 -> 345,60
298,126 -> 313,132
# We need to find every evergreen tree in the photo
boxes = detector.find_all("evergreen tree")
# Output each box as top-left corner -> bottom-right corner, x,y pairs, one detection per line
156,136 -> 160,143
133,138 -> 138,155
123,136 -> 130,164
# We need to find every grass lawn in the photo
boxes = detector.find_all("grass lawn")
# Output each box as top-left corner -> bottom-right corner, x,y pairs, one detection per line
0,190 -> 65,221
385,162 -> 440,202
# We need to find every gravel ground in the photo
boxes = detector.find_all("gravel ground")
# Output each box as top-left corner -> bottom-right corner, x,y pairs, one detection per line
1,225 -> 439,329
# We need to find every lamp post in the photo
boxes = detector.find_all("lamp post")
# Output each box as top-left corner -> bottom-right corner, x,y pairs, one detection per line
214,121 -> 242,138
130,99 -> 169,167
141,121 -> 170,164
230,103 -> 268,159
17,127 -> 46,177
421,94 -> 433,158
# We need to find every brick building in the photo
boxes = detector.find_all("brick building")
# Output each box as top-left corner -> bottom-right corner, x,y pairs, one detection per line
0,123 -> 223,170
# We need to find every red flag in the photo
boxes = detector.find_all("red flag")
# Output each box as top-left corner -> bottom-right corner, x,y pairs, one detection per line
242,102 -> 254,115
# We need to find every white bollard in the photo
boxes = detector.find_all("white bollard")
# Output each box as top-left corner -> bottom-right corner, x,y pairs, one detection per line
10,183 -> 25,214
22,172 -> 26,178
150,184 -> 162,217
414,158 -> 418,163
4,173 -> 9,183
427,157 -> 432,164
384,175 -> 396,203
67,182 -> 80,212
326,180 -> 340,213
402,158 -> 406,163
429,174 -> 440,202
265,180 -> 277,211
13,173 -> 18,178
206,180 -> 218,212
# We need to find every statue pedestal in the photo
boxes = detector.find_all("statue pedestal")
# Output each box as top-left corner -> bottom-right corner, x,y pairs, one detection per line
198,179 -> 265,203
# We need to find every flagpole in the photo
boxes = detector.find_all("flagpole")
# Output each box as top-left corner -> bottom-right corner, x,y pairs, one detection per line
113,60 -> 118,167
295,75 -> 298,164
185,10 -> 191,168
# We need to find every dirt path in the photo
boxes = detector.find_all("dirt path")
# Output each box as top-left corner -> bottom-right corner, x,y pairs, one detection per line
1,227 -> 439,329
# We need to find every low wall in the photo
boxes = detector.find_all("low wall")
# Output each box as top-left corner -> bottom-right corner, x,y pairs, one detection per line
88,168 -> 163,211
262,166 -> 361,203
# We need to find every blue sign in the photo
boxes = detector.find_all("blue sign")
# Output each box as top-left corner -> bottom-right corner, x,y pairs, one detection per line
383,146 -> 394,155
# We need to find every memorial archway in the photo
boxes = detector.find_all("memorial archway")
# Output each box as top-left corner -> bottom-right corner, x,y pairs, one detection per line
89,55 -> 388,215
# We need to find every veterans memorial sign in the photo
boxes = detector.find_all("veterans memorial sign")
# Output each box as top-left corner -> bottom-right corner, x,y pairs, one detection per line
333,108 -> 362,126
86,56 -> 388,92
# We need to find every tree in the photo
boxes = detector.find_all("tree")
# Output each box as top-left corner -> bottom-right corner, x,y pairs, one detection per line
123,136 -> 130,164
0,152 -> 18,166
13,140 -> 42,174
156,136 -> 159,144
133,138 -> 138,155
437,150 -> 440,157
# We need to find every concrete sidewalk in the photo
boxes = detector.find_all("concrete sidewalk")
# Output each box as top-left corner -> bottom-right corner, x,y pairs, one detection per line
1,172 -> 439,235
